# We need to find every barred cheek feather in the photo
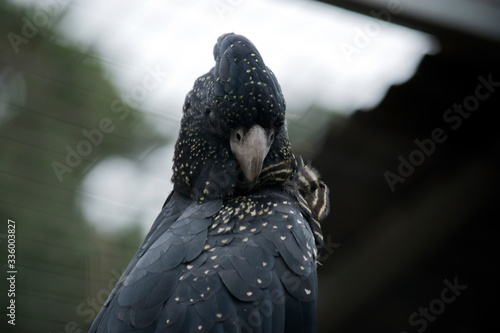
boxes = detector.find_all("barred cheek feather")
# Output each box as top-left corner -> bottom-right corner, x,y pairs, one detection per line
90,33 -> 330,333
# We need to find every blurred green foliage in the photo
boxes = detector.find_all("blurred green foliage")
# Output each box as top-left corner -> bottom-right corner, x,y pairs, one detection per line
0,2 -> 169,331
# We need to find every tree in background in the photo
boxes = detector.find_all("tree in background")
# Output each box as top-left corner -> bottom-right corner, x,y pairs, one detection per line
0,2 -> 169,331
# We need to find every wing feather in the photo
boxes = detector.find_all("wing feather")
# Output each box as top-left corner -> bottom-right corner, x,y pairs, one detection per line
91,189 -> 320,333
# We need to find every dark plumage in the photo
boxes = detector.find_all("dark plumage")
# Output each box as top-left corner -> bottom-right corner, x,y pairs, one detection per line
90,33 -> 330,333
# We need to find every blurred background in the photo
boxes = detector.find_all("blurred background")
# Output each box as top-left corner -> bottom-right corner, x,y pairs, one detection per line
0,0 -> 499,332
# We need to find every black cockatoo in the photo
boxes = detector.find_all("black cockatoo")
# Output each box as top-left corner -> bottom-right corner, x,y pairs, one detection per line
90,33 -> 329,333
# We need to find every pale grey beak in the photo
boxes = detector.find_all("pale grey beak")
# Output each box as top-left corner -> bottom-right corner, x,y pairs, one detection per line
230,125 -> 273,184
